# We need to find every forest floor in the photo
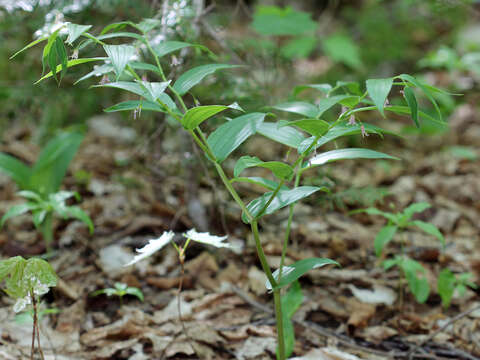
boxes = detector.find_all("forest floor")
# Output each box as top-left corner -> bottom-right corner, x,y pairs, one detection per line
0,102 -> 479,360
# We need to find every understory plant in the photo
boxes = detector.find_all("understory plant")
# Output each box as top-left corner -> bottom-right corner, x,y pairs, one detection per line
0,256 -> 57,360
0,131 -> 93,252
91,282 -> 144,306
437,269 -> 477,309
13,18 -> 447,359
358,202 -> 445,303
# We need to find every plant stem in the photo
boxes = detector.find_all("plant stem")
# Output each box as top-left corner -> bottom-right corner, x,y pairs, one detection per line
41,212 -> 53,254
30,293 -> 35,360
273,289 -> 286,360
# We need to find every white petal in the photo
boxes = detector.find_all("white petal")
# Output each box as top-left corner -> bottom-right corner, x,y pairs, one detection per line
125,231 -> 174,266
184,229 -> 230,248
265,266 -> 295,291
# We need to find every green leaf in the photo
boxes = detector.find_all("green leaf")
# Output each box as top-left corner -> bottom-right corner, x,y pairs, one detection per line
374,225 -> 397,257
280,119 -> 330,137
257,122 -> 305,148
267,258 -> 339,290
438,269 -> 456,309
293,83 -> 332,97
357,207 -> 398,223
103,44 -> 136,79
306,148 -> 399,169
125,287 -> 144,301
134,18 -> 161,34
243,186 -> 326,222
411,220 -> 445,247
36,57 -> 106,83
17,191 -> 43,202
317,95 -> 357,118
153,41 -> 211,58
384,105 -> 442,125
181,103 -> 242,130
251,6 -> 317,36
401,258 -> 429,303
130,61 -> 162,75
280,281 -> 303,358
104,100 -> 165,113
137,80 -> 171,102
0,153 -> 32,189
233,156 -> 293,180
94,81 -> 150,98
230,177 -> 286,191
32,209 -> 47,228
272,101 -> 318,118
65,206 -> 94,234
323,33 -> 362,69
23,258 -> 57,289
11,36 -> 48,59
66,23 -> 92,45
403,202 -> 431,219
1,203 -> 38,227
208,113 -> 266,163
281,36 -> 316,59
366,78 -> 393,117
96,32 -> 145,42
403,86 -> 419,127
42,30 -> 60,76
173,64 -> 241,95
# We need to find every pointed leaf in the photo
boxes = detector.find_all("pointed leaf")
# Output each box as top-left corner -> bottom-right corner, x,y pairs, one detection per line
125,287 -> 144,301
281,281 -> 303,358
403,86 -> 419,127
272,101 -> 318,118
137,80 -> 171,102
1,203 -> 38,227
234,156 -> 293,180
0,153 -> 32,189
208,112 -> 266,162
11,36 -> 48,59
230,177 -> 286,191
306,148 -> 399,169
366,77 -> 393,117
181,103 -> 242,130
396,74 -> 442,120
134,18 -> 161,33
35,57 -> 106,83
66,206 -> 94,234
403,202 -> 431,219
104,100 -> 165,113
153,41 -> 211,58
293,83 -> 333,97
374,225 -> 397,257
317,95 -> 358,118
411,220 -> 445,247
66,23 -> 92,45
437,269 -> 456,309
243,186 -> 326,222
257,122 -> 305,148
173,64 -> 241,95
280,119 -> 330,137
103,44 -> 136,79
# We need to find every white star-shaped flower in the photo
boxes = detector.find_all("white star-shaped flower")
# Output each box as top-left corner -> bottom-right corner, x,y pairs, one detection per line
184,229 -> 230,248
125,231 -> 174,266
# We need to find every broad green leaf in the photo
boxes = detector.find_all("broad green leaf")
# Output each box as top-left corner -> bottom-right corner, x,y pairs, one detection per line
138,80 -> 170,102
66,206 -> 94,234
403,202 -> 431,219
181,103 -> 242,130
243,186 -> 326,222
280,281 -> 303,358
208,113 -> 266,163
251,6 -> 317,36
36,57 -> 106,83
396,74 -> 442,120
0,256 -> 25,282
130,61 -> 162,75
267,258 -> 340,290
401,258 -> 429,303
42,29 -> 60,75
272,101 -> 318,118
48,37 -> 68,83
66,23 -> 92,44
257,122 -> 305,148
280,119 -> 330,137
103,44 -> 136,79
437,269 -> 456,308
23,258 -> 57,289
366,78 -> 393,117
230,177 -> 287,191
411,220 -> 445,247
281,36 -> 316,59
125,287 -> 144,301
11,36 -> 48,59
1,203 -> 39,227
323,33 -> 362,69
0,153 -> 32,189
306,148 -> 399,169
104,100 -> 165,113
317,95 -> 358,118
153,41 -> 211,57
173,64 -> 241,95
403,86 -> 419,127
233,156 -> 293,180
374,225 -> 397,257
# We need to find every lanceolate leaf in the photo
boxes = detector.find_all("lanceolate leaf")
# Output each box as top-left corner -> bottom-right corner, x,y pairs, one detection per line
153,41 -> 211,58
36,57 -> 106,83
280,119 -> 330,137
306,148 -> 399,169
1,203 -> 39,227
403,86 -> 419,127
366,77 -> 393,117
230,177 -> 287,191
411,220 -> 445,247
104,100 -> 165,113
257,122 -> 305,148
374,225 -> 397,257
281,281 -> 303,358
208,113 -> 266,162
11,36 -> 48,59
103,44 -> 136,79
385,105 -> 446,126
243,186 -> 326,222
396,74 -> 442,120
272,101 -> 318,118
66,23 -> 92,44
181,103 -> 242,130
173,64 -> 241,95
138,80 -> 170,102
233,156 -> 293,180
266,258 -> 340,290
317,95 -> 357,118
403,202 -> 431,219
0,154 -> 32,189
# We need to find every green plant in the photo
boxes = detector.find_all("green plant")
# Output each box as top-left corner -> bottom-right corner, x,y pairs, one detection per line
437,269 -> 477,309
91,282 -> 144,306
13,18 -> 446,359
357,202 -> 444,303
0,256 -> 57,359
0,131 -> 93,252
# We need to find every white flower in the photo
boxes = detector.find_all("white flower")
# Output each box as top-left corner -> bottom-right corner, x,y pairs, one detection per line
265,266 -> 295,291
13,296 -> 31,313
184,229 -> 230,248
125,231 -> 174,266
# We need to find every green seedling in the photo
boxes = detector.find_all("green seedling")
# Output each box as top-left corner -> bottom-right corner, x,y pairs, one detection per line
15,306 -> 60,324
14,18 -> 446,359
357,202 -> 444,303
437,269 -> 477,309
91,282 -> 144,306
0,131 -> 92,252
0,256 -> 57,359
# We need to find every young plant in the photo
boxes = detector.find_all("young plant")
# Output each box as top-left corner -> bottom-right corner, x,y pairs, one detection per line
0,256 -> 57,360
91,282 -> 144,306
0,131 -> 92,252
358,202 -> 445,303
13,18 -> 446,359
437,269 -> 477,309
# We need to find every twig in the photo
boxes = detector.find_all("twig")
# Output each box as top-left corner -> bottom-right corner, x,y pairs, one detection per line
407,304 -> 480,359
